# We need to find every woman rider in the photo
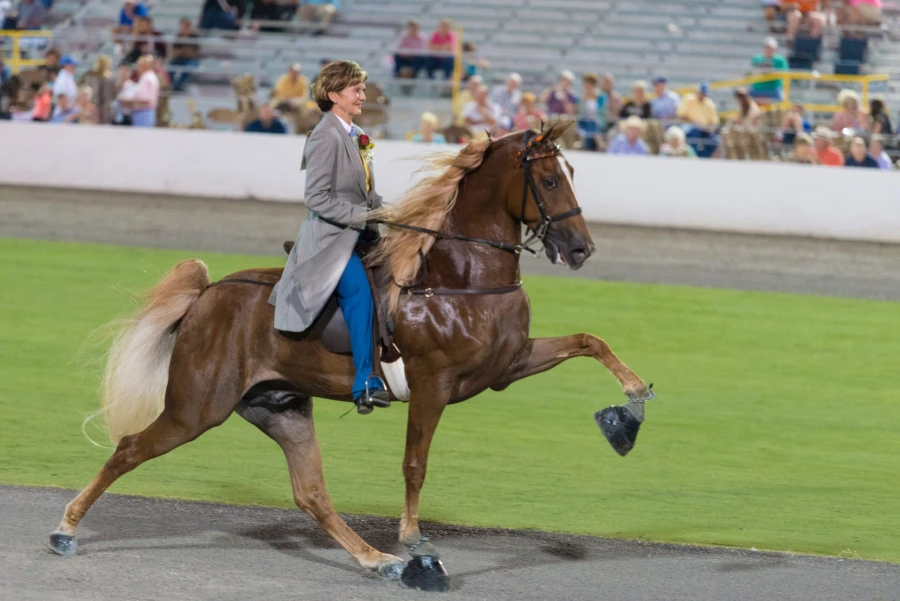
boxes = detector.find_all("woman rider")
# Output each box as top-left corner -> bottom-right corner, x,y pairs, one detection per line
268,60 -> 389,414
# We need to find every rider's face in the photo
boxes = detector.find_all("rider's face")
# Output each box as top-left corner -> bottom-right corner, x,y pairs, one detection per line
330,82 -> 366,120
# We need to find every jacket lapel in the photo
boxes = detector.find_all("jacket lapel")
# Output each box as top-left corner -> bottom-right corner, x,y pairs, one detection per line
326,112 -> 367,196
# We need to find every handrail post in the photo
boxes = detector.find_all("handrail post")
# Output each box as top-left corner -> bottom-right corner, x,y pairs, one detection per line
451,27 -> 463,122
13,31 -> 20,74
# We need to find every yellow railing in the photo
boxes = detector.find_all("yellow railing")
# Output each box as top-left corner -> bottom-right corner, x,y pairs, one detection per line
0,29 -> 53,74
676,71 -> 889,116
450,27 -> 464,120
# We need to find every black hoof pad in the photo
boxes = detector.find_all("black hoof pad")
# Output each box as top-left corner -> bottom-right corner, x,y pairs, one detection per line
595,405 -> 642,457
49,532 -> 77,557
401,555 -> 450,592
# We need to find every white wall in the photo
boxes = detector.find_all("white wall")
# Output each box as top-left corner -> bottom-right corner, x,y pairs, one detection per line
1,122 -> 898,242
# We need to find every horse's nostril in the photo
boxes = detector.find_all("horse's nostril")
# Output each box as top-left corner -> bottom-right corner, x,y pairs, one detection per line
571,249 -> 587,263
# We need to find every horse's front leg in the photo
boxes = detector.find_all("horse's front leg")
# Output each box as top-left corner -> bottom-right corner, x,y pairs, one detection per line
397,377 -> 451,592
492,334 -> 654,455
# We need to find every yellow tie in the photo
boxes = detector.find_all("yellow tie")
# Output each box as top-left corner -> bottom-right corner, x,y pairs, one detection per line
359,150 -> 371,192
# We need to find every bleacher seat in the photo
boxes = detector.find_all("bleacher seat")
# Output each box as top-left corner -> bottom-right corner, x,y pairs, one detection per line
834,36 -> 869,75
788,36 -> 823,70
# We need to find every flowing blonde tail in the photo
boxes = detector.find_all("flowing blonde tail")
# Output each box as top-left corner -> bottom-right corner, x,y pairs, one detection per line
93,259 -> 211,444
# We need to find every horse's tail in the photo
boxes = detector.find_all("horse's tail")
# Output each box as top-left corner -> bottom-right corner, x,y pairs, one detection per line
95,259 -> 211,444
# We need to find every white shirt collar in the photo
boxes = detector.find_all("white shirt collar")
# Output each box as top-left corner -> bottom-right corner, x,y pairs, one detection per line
334,112 -> 354,135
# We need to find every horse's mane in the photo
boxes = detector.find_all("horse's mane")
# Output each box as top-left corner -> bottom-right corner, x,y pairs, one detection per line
365,137 -> 493,315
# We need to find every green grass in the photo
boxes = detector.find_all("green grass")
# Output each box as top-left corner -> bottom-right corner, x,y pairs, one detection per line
1,237 -> 898,563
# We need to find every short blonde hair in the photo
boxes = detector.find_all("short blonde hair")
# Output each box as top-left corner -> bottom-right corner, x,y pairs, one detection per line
633,80 -> 648,91
837,88 -> 860,109
795,133 -> 812,146
312,60 -> 368,112
420,111 -> 440,129
521,91 -> 537,104
78,85 -> 93,101
664,126 -> 686,143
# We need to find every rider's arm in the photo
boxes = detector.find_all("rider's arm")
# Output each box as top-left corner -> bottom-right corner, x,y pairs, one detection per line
303,128 -> 368,224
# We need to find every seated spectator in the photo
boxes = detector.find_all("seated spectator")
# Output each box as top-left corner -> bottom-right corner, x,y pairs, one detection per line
599,73 -> 622,126
245,104 -> 287,134
783,0 -> 826,41
778,103 -> 812,145
121,55 -> 159,127
868,98 -> 892,135
513,91 -> 546,132
463,84 -> 501,132
411,112 -> 446,143
31,82 -> 52,120
114,63 -> 135,124
838,0 -> 882,27
299,0 -> 338,32
52,55 -> 78,102
456,75 -> 481,113
79,55 -> 116,124
650,76 -> 680,121
762,0 -> 783,30
168,17 -> 201,92
16,0 -> 46,29
831,89 -> 870,133
812,126 -> 845,166
115,1 -> 148,33
0,55 -> 9,87
749,37 -> 788,104
541,70 -> 578,116
271,63 -> 309,116
0,0 -> 12,29
788,132 -> 816,163
490,72 -> 522,130
123,15 -> 167,64
427,17 -> 457,79
609,116 -> 649,155
677,82 -> 719,129
660,126 -> 697,158
74,85 -> 98,124
619,80 -> 651,119
50,93 -> 81,123
844,135 -> 880,167
461,41 -> 489,80
39,48 -> 59,76
869,135 -> 892,169
394,19 -> 426,78
200,0 -> 241,31
577,73 -> 604,150
731,89 -> 761,127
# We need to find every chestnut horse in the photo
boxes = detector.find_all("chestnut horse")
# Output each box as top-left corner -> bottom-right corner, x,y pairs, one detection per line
49,126 -> 654,592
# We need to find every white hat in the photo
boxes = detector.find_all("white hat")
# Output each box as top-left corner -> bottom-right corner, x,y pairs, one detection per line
560,70 -> 576,82
622,115 -> 646,130
764,36 -> 778,49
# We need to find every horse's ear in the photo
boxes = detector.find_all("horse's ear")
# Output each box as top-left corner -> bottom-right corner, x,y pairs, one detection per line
545,120 -> 575,142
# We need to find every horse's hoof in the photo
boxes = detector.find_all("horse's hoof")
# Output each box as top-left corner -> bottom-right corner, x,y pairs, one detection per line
595,405 -> 642,457
378,560 -> 406,581
401,555 -> 450,592
49,531 -> 77,557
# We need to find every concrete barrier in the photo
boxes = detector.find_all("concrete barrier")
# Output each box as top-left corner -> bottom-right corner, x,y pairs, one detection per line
1,122 -> 897,242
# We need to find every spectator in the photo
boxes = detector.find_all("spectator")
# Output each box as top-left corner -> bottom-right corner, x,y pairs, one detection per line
838,0 -> 882,27
599,73 -> 622,126
831,89 -> 870,133
619,80 -> 652,119
762,0 -> 783,30
660,126 -> 697,158
650,76 -> 680,121
0,0 -> 12,29
122,55 -> 159,127
541,70 -> 578,116
731,88 -> 761,127
461,41 -> 489,80
490,72 -> 522,129
783,0 -> 826,41
299,0 -> 338,32
39,48 -> 60,76
50,93 -> 81,123
0,54 -> 9,86
123,15 -> 166,64
200,0 -> 241,31
749,37 -> 788,105
16,0 -> 45,29
677,82 -> 719,129
394,19 -> 426,78
245,103 -> 287,134
513,91 -> 546,131
114,63 -> 136,125
168,17 -> 201,92
869,135 -> 892,169
453,74 -> 482,125
74,85 -> 98,124
778,103 -> 812,145
788,133 -> 816,163
53,55 -> 78,102
812,126 -> 845,166
868,98 -> 892,135
577,73 -> 604,150
844,135 -> 880,167
463,84 -> 501,132
427,17 -> 457,79
609,116 -> 649,155
31,82 -> 51,120
272,63 -> 310,112
79,55 -> 117,124
115,0 -> 148,33
411,112 -> 446,143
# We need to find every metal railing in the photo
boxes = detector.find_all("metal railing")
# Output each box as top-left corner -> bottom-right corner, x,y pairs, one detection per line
0,30 -> 53,73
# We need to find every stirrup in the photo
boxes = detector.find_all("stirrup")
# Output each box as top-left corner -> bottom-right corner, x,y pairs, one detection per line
365,374 -> 391,407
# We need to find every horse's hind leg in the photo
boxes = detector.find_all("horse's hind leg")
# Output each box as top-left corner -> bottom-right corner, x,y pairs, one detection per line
235,396 -> 406,580
50,391 -> 235,556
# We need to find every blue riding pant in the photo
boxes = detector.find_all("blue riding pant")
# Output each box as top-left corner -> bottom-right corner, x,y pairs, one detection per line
336,252 -> 379,397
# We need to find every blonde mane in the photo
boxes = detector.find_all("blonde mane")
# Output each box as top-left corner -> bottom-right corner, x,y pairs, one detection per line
365,137 -> 492,315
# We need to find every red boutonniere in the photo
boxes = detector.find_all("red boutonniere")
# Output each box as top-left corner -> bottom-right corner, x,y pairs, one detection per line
357,133 -> 375,162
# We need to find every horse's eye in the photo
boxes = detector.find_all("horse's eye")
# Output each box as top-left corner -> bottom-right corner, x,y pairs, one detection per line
542,177 -> 558,190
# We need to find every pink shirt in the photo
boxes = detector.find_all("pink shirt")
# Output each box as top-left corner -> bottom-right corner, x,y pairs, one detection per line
850,0 -> 880,7
429,30 -> 456,50
398,33 -> 425,50
132,70 -> 160,109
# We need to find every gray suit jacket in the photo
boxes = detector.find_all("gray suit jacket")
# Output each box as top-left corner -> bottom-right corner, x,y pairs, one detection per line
268,111 -> 383,332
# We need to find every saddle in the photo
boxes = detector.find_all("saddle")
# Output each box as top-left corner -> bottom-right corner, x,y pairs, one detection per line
283,240 -> 399,363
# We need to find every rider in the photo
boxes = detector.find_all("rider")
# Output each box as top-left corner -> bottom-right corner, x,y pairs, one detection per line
268,60 -> 389,414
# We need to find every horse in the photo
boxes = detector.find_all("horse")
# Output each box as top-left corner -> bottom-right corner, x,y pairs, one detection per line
49,125 -> 655,592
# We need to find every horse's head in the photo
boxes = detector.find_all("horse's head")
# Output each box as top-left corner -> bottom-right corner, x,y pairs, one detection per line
499,124 -> 595,269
